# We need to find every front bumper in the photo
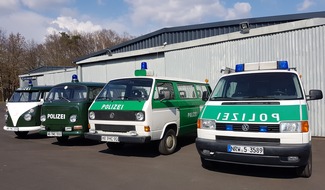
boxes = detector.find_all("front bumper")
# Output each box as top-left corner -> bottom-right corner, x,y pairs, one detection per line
39,130 -> 84,136
3,126 -> 41,132
196,137 -> 311,168
84,133 -> 151,143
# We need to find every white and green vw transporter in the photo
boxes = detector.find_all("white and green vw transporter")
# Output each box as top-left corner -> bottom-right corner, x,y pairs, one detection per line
3,84 -> 52,138
85,62 -> 211,155
196,61 -> 323,178
39,75 -> 105,143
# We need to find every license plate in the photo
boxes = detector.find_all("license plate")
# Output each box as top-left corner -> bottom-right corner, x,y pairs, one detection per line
5,127 -> 18,131
227,145 -> 264,155
101,136 -> 119,142
47,131 -> 62,137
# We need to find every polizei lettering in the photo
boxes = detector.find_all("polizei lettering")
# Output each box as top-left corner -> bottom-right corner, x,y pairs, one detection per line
47,114 -> 65,119
216,112 -> 280,122
101,104 -> 124,110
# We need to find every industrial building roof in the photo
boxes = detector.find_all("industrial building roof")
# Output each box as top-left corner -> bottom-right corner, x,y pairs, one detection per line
74,11 -> 325,63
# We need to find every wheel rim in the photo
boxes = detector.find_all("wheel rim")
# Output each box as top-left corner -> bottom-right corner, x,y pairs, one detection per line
166,135 -> 175,149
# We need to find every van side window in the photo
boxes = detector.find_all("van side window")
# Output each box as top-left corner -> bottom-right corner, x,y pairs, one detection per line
177,84 -> 197,99
195,85 -> 210,98
154,82 -> 174,100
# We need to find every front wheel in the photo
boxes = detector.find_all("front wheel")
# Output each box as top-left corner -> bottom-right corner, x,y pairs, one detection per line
296,153 -> 312,178
159,129 -> 177,155
15,131 -> 29,138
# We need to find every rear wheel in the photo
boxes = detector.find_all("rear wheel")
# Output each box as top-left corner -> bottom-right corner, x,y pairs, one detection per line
296,153 -> 312,178
159,129 -> 177,155
106,142 -> 124,150
56,136 -> 69,144
14,131 -> 29,138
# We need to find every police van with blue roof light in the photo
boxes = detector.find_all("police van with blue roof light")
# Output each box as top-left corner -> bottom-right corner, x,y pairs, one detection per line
196,60 -> 323,177
85,62 -> 211,155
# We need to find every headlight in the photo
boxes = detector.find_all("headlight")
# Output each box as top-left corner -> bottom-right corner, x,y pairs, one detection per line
89,111 -> 95,120
200,119 -> 216,130
70,115 -> 77,123
40,115 -> 46,122
135,112 -> 144,121
280,122 -> 301,133
24,113 -> 32,121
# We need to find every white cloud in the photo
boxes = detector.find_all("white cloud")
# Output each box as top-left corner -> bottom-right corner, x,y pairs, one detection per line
49,16 -> 102,34
125,0 -> 251,28
297,0 -> 314,11
0,10 -> 50,42
0,0 -> 20,15
225,2 -> 251,20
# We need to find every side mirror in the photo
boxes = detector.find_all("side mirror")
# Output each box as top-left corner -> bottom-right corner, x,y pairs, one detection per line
202,91 -> 209,101
307,89 -> 323,101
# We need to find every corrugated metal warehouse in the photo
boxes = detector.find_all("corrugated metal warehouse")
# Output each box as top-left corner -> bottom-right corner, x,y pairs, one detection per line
20,11 -> 325,136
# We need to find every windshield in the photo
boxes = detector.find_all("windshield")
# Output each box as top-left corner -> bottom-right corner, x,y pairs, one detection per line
210,72 -> 303,101
9,91 -> 40,102
97,78 -> 153,101
45,85 -> 88,102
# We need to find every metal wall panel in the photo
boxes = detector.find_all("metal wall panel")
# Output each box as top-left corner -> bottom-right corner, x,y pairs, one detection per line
165,25 -> 325,136
80,54 -> 165,83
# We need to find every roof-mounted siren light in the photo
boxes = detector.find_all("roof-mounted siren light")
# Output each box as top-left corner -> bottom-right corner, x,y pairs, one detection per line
277,61 -> 289,70
72,74 -> 79,82
235,60 -> 289,72
28,79 -> 33,87
141,61 -> 148,70
135,62 -> 154,76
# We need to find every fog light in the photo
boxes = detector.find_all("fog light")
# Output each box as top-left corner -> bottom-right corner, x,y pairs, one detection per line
202,149 -> 211,156
129,131 -> 138,136
288,156 -> 299,162
65,127 -> 72,131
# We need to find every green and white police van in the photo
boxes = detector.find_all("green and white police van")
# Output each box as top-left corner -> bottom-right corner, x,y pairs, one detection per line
39,75 -> 105,143
196,61 -> 323,177
85,62 -> 211,155
3,84 -> 52,138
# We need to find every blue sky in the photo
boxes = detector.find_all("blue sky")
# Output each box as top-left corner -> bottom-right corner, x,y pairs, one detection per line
0,0 -> 324,43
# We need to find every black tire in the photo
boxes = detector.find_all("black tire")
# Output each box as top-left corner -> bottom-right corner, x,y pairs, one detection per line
201,157 -> 214,169
159,129 -> 177,155
56,136 -> 69,144
296,153 -> 312,178
106,142 -> 124,150
15,131 -> 29,138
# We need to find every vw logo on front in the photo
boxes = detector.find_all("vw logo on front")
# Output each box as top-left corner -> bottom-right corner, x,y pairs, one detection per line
242,124 -> 249,131
109,112 -> 115,119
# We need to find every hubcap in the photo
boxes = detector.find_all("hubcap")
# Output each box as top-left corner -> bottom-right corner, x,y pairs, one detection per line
166,136 -> 174,149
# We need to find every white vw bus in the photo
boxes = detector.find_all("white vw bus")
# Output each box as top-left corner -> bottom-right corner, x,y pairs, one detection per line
196,61 -> 323,177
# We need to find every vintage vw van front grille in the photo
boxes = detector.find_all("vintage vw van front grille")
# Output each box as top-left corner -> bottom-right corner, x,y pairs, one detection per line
95,124 -> 135,132
93,110 -> 144,121
215,123 -> 280,132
